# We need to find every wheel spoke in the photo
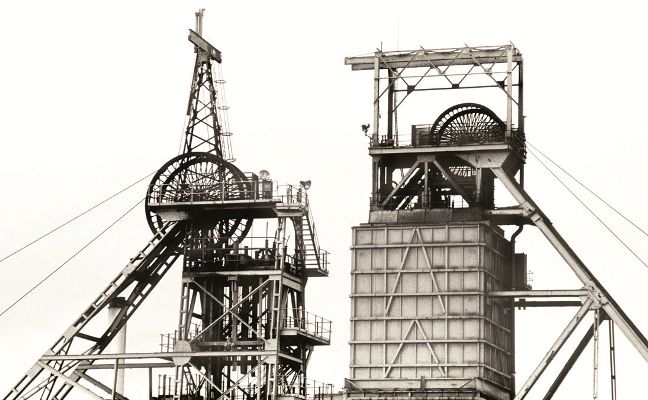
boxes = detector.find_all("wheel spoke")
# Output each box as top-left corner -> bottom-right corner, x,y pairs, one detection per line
145,152 -> 254,240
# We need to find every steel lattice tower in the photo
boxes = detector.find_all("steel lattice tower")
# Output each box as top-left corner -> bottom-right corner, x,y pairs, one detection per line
4,10 -> 331,400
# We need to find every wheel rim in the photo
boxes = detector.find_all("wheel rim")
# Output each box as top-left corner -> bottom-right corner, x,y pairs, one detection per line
430,103 -> 505,146
145,152 -> 253,243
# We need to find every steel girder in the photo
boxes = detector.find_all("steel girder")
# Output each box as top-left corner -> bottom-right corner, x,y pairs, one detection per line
3,221 -> 185,400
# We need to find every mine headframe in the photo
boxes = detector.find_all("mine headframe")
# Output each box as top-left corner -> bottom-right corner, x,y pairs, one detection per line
346,45 -> 525,215
4,10 -> 331,400
345,45 -> 648,399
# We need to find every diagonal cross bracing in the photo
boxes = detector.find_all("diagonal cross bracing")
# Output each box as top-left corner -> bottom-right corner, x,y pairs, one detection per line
491,167 -> 648,363
4,222 -> 185,400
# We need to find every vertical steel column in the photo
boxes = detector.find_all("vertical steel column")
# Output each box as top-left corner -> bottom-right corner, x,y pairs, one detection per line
506,47 -> 513,137
195,9 -> 204,35
518,60 -> 524,134
542,319 -> 603,400
372,54 -> 380,144
107,297 -> 127,396
515,299 -> 593,400
510,225 -> 524,397
111,359 -> 119,400
423,161 -> 429,208
609,321 -> 617,400
387,69 -> 394,141
593,309 -> 600,400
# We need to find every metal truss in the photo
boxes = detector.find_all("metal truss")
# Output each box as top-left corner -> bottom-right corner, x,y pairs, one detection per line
345,45 -> 524,147
481,160 -> 647,398
3,221 -> 185,400
183,24 -> 233,161
167,214 -> 330,400
4,10 -> 331,400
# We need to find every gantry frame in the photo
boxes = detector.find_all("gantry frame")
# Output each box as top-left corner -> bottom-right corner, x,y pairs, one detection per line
345,45 -> 523,148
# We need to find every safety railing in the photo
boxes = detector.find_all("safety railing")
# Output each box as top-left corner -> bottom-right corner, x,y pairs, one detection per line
316,250 -> 329,273
306,380 -> 335,400
156,376 -> 334,400
159,323 -> 202,352
277,377 -> 334,400
301,195 -> 329,271
282,310 -> 332,342
369,194 -> 470,211
183,235 -> 308,275
148,179 -> 308,207
156,373 -> 202,399
370,126 -> 525,157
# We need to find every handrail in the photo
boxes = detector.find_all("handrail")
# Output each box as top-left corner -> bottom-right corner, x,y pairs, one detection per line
303,194 -> 329,271
371,126 -> 526,158
282,310 -> 332,342
148,180 -> 308,207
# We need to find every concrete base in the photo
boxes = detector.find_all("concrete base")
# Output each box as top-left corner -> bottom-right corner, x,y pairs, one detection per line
342,378 -> 510,400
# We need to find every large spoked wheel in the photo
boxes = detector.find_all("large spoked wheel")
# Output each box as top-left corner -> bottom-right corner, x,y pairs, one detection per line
430,103 -> 505,146
145,152 -> 253,243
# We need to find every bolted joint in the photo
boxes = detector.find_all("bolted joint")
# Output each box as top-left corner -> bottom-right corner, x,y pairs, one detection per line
586,285 -> 608,308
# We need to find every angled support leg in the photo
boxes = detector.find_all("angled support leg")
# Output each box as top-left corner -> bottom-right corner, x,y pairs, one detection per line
515,298 -> 593,400
381,160 -> 421,206
4,221 -> 185,400
542,314 -> 607,400
491,167 -> 648,364
36,362 -> 103,400
431,158 -> 472,204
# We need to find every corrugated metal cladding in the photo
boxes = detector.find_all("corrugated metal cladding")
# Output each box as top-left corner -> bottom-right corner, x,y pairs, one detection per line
349,222 -> 512,394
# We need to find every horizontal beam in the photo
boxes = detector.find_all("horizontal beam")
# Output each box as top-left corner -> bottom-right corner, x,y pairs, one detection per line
79,362 -> 175,370
188,29 -> 221,62
346,46 -> 522,70
484,207 -> 526,216
515,300 -> 583,308
492,166 -> 648,363
368,143 -> 511,156
36,362 -> 104,400
489,290 -> 588,298
40,350 -> 275,361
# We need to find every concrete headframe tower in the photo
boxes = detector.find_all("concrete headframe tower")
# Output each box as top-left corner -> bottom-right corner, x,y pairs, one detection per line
344,46 -> 648,399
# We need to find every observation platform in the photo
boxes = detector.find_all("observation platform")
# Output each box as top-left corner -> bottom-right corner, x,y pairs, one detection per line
280,311 -> 332,346
147,181 -> 308,221
369,126 -> 525,159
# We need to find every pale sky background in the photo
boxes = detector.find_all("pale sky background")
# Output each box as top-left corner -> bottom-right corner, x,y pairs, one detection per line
1,1 -> 648,399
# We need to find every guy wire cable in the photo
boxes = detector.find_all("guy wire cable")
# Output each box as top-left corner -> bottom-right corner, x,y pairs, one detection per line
527,141 -> 648,239
0,171 -> 154,265
0,197 -> 145,319
527,148 -> 648,270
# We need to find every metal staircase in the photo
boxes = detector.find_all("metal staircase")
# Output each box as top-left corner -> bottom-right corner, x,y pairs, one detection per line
298,196 -> 328,276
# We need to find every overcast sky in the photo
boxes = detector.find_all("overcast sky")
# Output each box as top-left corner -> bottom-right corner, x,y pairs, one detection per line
1,1 -> 648,399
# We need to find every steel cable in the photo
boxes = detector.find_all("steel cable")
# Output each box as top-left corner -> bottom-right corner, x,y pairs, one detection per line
0,197 -> 144,319
0,172 -> 153,265
528,141 -> 648,239
527,148 -> 648,270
